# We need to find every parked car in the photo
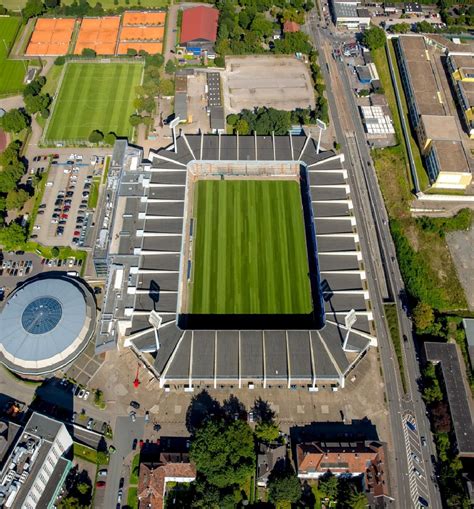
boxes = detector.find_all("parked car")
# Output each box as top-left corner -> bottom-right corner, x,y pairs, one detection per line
98,469 -> 108,477
96,481 -> 106,488
130,401 -> 140,409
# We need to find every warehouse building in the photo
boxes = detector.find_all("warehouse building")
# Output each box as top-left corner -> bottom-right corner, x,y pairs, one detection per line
96,135 -> 377,391
446,53 -> 474,139
395,36 -> 472,189
179,6 -> 219,56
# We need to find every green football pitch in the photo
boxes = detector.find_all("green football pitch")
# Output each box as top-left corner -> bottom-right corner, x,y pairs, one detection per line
190,179 -> 313,315
0,17 -> 26,96
45,62 -> 142,142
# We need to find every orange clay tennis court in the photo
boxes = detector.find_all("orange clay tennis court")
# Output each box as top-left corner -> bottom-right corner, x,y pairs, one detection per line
117,42 -> 163,54
122,11 -> 166,26
120,26 -> 164,41
26,18 -> 75,56
74,16 -> 120,55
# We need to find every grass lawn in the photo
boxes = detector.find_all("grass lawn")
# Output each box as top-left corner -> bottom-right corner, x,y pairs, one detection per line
73,443 -> 97,464
88,176 -> 100,209
129,453 -> 140,486
127,487 -> 138,509
0,17 -> 27,96
384,303 -> 407,392
45,62 -> 143,142
190,179 -> 312,315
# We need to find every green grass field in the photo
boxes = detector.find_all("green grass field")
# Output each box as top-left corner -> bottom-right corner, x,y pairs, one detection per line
45,62 -> 142,142
190,180 -> 312,315
0,17 -> 27,96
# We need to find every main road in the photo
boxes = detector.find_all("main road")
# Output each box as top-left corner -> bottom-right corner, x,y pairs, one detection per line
306,11 -> 442,509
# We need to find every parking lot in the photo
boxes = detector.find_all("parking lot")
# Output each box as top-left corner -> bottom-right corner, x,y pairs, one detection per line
0,252 -> 82,301
222,55 -> 316,114
32,154 -> 104,248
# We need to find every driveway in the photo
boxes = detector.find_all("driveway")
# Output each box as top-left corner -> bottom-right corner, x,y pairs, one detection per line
102,415 -> 145,509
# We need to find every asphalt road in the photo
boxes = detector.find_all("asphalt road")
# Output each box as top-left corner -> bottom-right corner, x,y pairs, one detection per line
102,415 -> 145,509
306,11 -> 442,509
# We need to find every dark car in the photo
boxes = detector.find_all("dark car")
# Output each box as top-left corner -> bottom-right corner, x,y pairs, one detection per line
132,438 -> 138,450
130,401 -> 140,409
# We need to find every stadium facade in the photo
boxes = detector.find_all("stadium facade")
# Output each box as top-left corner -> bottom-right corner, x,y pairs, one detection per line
95,134 -> 376,390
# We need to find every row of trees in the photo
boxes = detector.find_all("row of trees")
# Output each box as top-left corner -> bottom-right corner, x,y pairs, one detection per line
23,76 -> 52,119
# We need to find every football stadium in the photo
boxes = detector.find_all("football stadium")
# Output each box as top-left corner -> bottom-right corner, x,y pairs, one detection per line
95,134 -> 376,390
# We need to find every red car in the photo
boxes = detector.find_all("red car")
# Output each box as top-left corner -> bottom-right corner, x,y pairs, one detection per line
96,481 -> 106,488
73,231 -> 81,237
61,214 -> 68,219
139,439 -> 144,448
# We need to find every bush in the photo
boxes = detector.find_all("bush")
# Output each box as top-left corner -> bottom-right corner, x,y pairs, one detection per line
165,59 -> 176,74
104,132 -> 116,146
54,56 -> 66,66
214,56 -> 225,67
82,48 -> 96,58
127,48 -> 138,56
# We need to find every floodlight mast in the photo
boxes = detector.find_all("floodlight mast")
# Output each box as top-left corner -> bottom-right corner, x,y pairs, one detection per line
342,309 -> 357,351
316,119 -> 327,154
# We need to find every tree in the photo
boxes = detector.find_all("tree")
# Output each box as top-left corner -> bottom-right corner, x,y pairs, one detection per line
190,420 -> 255,488
158,79 -> 174,96
76,482 -> 90,496
22,0 -> 45,20
51,246 -> 60,257
129,114 -> 143,126
0,168 -> 22,193
226,114 -> 239,126
214,56 -> 225,67
44,0 -> 59,8
0,222 -> 27,250
54,56 -> 66,66
415,20 -> 435,33
255,421 -> 280,442
318,473 -> 338,499
348,491 -> 369,509
24,93 -> 51,115
390,22 -> 410,34
88,130 -> 104,143
413,302 -> 434,332
104,132 -> 116,146
165,59 -> 176,74
362,26 -> 386,50
6,189 -> 29,210
234,118 -> 250,135
268,471 -> 301,504
1,109 -> 30,133
127,48 -> 138,56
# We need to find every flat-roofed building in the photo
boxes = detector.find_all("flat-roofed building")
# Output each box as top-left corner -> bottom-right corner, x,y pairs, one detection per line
0,413 -> 73,508
446,53 -> 474,139
332,2 -> 371,29
395,36 -> 472,188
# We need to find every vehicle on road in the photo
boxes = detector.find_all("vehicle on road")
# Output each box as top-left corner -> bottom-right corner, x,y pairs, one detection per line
421,436 -> 427,447
98,469 -> 108,477
130,401 -> 140,409
117,488 -> 122,504
406,420 -> 416,432
87,418 -> 93,430
145,411 -> 150,422
129,411 -> 136,422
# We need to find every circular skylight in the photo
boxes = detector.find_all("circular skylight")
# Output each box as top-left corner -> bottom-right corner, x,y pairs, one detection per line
21,297 -> 63,335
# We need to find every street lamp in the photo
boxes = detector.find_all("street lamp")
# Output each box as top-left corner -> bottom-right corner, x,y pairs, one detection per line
316,118 -> 327,154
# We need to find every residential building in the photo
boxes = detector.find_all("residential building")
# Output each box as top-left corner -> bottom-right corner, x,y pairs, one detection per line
395,36 -> 472,188
257,444 -> 286,487
180,6 -> 219,56
0,413 -> 73,509
425,342 -> 474,458
296,440 -> 388,496
137,453 -> 196,509
446,53 -> 474,139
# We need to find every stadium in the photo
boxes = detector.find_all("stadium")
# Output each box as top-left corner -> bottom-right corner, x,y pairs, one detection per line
96,134 -> 376,390
0,275 -> 96,376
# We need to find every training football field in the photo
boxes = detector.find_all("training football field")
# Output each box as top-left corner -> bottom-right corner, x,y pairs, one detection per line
0,17 -> 26,96
45,62 -> 142,141
190,179 -> 312,315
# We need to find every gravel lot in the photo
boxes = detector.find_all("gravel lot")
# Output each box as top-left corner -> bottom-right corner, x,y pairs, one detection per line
222,55 -> 316,114
447,226 -> 474,310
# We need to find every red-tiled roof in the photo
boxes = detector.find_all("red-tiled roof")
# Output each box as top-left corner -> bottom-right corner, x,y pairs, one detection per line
137,455 -> 196,509
180,6 -> 219,44
296,441 -> 388,497
283,20 -> 300,33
